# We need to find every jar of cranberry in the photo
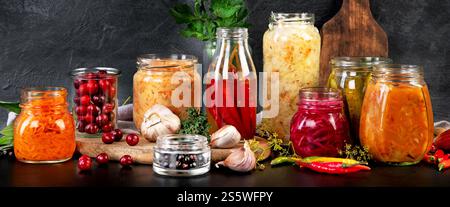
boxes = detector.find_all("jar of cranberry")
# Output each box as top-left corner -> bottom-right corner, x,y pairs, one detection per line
70,67 -> 120,137
290,87 -> 351,157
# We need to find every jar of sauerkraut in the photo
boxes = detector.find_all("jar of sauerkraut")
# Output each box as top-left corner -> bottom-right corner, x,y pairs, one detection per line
262,12 -> 321,139
133,54 -> 198,130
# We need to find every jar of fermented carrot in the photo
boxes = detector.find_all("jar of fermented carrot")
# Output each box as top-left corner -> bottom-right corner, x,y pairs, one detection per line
14,87 -> 76,163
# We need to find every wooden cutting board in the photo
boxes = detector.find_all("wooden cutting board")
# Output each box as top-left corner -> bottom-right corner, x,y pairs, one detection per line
76,135 -> 269,165
319,0 -> 389,84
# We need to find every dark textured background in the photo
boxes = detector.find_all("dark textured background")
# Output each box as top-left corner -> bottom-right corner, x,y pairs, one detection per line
0,0 -> 449,127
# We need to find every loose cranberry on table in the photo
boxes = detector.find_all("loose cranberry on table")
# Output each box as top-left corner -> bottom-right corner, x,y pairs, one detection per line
102,132 -> 115,144
126,133 -> 139,146
96,153 -> 109,165
120,155 -> 133,167
112,129 -> 123,141
78,155 -> 92,171
85,123 -> 99,134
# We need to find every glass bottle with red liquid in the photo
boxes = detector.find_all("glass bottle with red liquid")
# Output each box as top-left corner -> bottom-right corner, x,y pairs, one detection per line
290,87 -> 351,157
205,27 -> 257,139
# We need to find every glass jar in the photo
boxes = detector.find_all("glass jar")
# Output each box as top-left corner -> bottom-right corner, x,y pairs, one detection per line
327,57 -> 392,143
70,67 -> 120,137
290,87 -> 351,157
153,134 -> 211,177
14,87 -> 76,163
262,12 -> 321,139
360,64 -> 434,165
205,27 -> 257,139
134,54 -> 198,130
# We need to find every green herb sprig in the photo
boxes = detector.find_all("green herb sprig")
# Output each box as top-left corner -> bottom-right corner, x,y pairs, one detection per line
179,108 -> 210,139
256,122 -> 295,157
338,144 -> 373,163
0,101 -> 20,152
170,0 -> 250,41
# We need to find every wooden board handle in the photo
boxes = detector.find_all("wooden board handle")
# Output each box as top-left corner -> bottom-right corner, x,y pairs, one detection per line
340,0 -> 372,16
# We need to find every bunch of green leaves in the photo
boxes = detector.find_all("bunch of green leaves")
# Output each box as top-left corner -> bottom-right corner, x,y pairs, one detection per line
256,122 -> 295,157
338,144 -> 373,163
0,101 -> 20,152
179,108 -> 210,139
170,0 -> 250,41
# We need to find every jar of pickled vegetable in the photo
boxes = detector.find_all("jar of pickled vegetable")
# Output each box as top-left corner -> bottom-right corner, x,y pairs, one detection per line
360,64 -> 433,165
134,54 -> 198,130
71,67 -> 121,137
263,12 -> 321,139
290,87 -> 351,157
327,57 -> 392,143
205,28 -> 257,139
14,87 -> 76,163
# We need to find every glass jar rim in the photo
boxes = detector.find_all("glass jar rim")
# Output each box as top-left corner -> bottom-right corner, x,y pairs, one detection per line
374,64 -> 423,75
70,67 -> 121,78
155,134 -> 209,150
270,12 -> 314,24
299,87 -> 342,100
137,54 -> 198,70
331,57 -> 392,68
216,27 -> 248,39
20,87 -> 68,106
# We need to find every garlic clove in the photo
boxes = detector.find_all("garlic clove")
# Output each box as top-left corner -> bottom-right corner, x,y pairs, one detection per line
215,141 -> 256,172
140,104 -> 181,142
210,125 -> 241,149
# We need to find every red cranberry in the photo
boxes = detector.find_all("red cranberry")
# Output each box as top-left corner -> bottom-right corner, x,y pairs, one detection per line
96,114 -> 109,126
75,106 -> 87,116
126,133 -> 139,146
85,123 -> 99,134
78,155 -> 92,171
96,153 -> 109,165
102,103 -> 114,114
77,121 -> 87,132
85,72 -> 98,79
84,114 -> 95,123
80,95 -> 91,106
112,129 -> 123,142
92,95 -> 104,106
73,79 -> 81,89
87,105 -> 100,116
108,87 -> 116,98
99,79 -> 111,93
101,122 -> 113,133
102,132 -> 114,144
86,80 -> 99,95
119,155 -> 133,167
78,84 -> 89,96
107,77 -> 116,86
73,97 -> 81,105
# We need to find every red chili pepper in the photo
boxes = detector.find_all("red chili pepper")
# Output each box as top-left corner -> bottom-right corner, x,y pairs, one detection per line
439,159 -> 450,171
435,150 -> 445,159
438,154 -> 449,163
423,154 -> 436,164
296,161 -> 370,174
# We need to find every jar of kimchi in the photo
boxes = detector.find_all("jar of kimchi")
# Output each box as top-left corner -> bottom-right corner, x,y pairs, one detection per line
205,27 -> 257,139
14,87 -> 76,163
263,12 -> 321,139
133,54 -> 198,130
360,64 -> 434,165
290,87 -> 351,157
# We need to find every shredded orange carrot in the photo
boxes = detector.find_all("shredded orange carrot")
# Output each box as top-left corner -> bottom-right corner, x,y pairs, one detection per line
14,90 -> 75,162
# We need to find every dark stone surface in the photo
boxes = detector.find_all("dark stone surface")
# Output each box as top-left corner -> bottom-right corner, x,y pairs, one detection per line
0,0 -> 449,126
0,158 -> 449,187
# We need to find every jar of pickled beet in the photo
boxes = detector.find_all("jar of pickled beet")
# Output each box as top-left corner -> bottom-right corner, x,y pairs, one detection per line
14,87 -> 76,163
70,67 -> 121,137
290,87 -> 351,157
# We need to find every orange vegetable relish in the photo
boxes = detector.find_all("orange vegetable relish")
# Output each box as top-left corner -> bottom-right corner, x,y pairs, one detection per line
14,87 -> 75,163
360,82 -> 433,165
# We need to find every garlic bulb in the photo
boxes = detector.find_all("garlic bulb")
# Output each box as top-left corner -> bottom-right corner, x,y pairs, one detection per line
215,141 -> 256,172
140,104 -> 181,142
210,125 -> 241,149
